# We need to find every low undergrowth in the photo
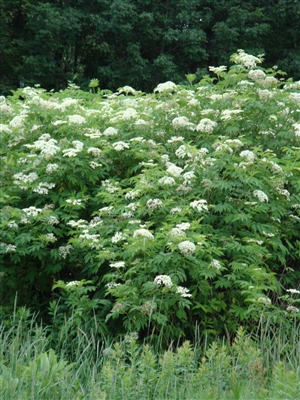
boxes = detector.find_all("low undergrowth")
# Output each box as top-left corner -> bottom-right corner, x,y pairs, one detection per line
0,308 -> 299,400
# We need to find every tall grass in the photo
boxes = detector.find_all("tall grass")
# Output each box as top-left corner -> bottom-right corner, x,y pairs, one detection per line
0,307 -> 299,399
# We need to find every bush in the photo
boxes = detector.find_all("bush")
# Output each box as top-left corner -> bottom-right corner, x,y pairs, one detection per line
0,50 -> 299,344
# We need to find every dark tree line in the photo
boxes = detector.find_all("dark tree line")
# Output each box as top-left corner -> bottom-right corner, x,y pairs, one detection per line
1,0 -> 300,94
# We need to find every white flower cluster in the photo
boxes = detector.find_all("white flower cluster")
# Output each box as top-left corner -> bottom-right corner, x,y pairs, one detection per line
210,259 -> 222,270
175,145 -> 192,159
257,297 -> 272,305
154,275 -> 173,288
42,233 -> 57,242
196,118 -> 217,133
190,199 -> 208,212
286,289 -> 300,295
133,228 -> 154,240
103,127 -> 118,136
167,136 -> 184,143
58,244 -> 73,259
176,286 -> 192,298
66,280 -> 80,288
10,115 -> 26,128
87,147 -> 102,157
257,89 -> 274,102
176,222 -> 190,230
79,231 -> 101,249
253,190 -> 268,202
172,116 -> 194,130
286,306 -> 299,314
0,124 -> 12,133
292,123 -> 300,137
233,49 -> 262,69
178,241 -> 196,256
0,243 -> 17,252
170,228 -> 186,237
22,206 -> 43,217
154,81 -> 177,93
66,198 -> 84,206
13,172 -> 39,189
113,141 -> 130,151
240,150 -> 256,162
46,163 -> 59,174
209,65 -> 227,75
62,140 -> 84,157
68,114 -> 86,124
221,109 -> 243,121
122,108 -> 138,120
101,180 -> 119,193
110,261 -> 125,268
33,182 -> 55,195
166,162 -> 183,177
111,232 -> 125,243
158,176 -> 175,186
248,69 -> 266,82
170,207 -> 182,214
146,198 -> 163,210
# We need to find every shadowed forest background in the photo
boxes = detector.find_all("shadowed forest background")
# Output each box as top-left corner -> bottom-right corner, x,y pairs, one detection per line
1,0 -> 300,94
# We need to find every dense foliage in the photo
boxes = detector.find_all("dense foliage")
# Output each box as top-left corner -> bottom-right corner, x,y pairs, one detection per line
1,0 -> 300,94
0,51 -> 300,345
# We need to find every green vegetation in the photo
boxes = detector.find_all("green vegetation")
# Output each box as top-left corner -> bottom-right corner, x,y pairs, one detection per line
0,50 -> 300,398
1,309 -> 300,399
1,0 -> 300,94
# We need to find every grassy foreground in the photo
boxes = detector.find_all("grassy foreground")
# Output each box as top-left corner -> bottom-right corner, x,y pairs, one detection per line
0,308 -> 299,400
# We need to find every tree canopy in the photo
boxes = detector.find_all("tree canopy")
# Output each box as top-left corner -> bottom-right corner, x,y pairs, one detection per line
1,0 -> 300,94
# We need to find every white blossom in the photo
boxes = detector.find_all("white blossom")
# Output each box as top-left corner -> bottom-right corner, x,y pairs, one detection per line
166,162 -> 183,177
68,115 -> 86,124
286,306 -> 299,313
190,199 -> 208,212
87,147 -> 102,157
170,228 -> 186,237
154,275 -> 173,288
113,141 -> 130,151
110,261 -> 125,268
170,207 -> 182,214
257,297 -> 272,305
221,109 -> 243,121
133,229 -> 154,240
209,65 -> 227,74
167,136 -> 184,143
46,163 -> 59,174
103,127 -> 118,136
240,150 -> 256,162
286,289 -> 300,294
253,190 -> 268,202
146,198 -> 163,210
172,116 -> 194,130
122,108 -> 138,120
33,182 -> 55,195
158,176 -> 176,186
178,241 -> 196,256
22,206 -> 43,217
112,232 -> 125,243
176,286 -> 192,297
176,222 -> 190,230
233,49 -> 262,69
248,69 -> 266,82
175,145 -> 192,158
154,81 -> 177,93
66,280 -> 80,287
210,259 -> 222,270
0,243 -> 17,252
43,233 -> 57,242
196,118 -> 217,133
